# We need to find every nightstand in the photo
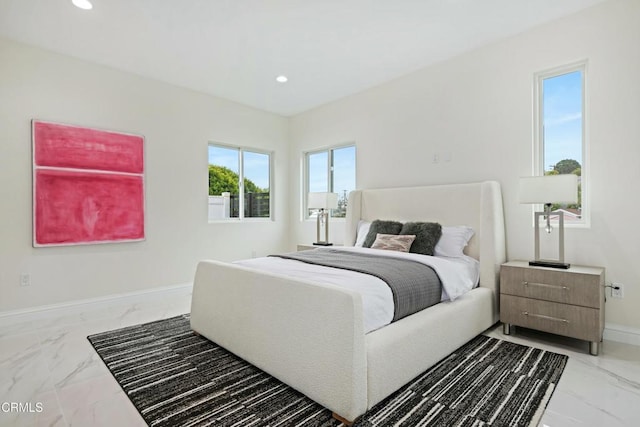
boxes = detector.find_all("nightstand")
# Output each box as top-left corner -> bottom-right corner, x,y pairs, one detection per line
296,244 -> 317,251
296,244 -> 342,251
500,261 -> 605,355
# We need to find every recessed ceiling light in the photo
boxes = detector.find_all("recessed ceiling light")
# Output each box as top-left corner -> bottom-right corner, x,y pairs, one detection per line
72,0 -> 93,10
275,75 -> 288,83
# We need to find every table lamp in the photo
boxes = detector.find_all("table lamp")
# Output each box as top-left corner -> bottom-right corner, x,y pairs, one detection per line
308,192 -> 339,246
519,174 -> 578,269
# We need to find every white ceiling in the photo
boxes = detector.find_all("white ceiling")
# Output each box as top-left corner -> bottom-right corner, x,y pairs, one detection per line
0,0 -> 606,116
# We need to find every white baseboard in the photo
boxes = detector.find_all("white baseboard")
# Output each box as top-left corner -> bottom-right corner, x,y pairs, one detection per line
604,323 -> 640,347
0,282 -> 193,326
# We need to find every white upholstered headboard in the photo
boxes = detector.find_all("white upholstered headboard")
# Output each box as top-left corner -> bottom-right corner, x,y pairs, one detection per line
345,181 -> 506,297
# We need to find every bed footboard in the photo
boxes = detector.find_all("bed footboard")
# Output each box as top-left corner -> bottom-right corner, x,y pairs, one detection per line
190,260 -> 368,422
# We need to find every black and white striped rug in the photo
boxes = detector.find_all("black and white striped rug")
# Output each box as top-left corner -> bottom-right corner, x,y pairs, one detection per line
88,314 -> 567,426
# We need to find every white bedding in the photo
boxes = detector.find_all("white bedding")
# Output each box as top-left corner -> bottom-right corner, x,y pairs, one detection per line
235,246 -> 479,333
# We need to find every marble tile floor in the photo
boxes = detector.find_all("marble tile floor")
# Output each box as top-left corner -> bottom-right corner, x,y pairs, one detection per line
1,292 -> 639,426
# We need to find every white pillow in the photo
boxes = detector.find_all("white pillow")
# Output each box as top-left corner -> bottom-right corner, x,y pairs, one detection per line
434,226 -> 474,258
354,220 -> 371,247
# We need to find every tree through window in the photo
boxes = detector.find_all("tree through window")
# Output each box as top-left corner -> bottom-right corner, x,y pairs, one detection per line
208,144 -> 271,220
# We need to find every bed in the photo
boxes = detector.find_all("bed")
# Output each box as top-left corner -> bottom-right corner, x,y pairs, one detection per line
190,181 -> 506,424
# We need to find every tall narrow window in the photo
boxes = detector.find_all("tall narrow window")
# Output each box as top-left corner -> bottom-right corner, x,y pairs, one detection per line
208,143 -> 272,220
304,144 -> 356,218
535,62 -> 586,224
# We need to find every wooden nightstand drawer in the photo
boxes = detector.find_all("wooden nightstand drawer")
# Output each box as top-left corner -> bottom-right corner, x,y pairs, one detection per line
500,294 -> 601,342
500,261 -> 605,355
501,265 -> 602,308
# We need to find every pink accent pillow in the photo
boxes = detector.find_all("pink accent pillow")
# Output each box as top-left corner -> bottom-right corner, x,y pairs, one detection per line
371,233 -> 416,252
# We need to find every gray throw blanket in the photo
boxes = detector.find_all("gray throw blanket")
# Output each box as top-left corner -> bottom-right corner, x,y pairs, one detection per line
271,249 -> 442,322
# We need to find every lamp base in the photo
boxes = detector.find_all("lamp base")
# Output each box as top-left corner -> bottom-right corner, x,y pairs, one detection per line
529,260 -> 570,269
313,242 -> 333,246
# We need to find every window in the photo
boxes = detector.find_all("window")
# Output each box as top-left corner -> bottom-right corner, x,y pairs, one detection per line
534,61 -> 586,224
304,145 -> 356,218
208,143 -> 271,220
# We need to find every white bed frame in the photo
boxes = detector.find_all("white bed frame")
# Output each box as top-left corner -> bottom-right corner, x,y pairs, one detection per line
190,181 -> 506,424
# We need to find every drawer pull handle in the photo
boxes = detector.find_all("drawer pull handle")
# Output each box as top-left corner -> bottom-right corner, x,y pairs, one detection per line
522,311 -> 569,323
522,281 -> 569,291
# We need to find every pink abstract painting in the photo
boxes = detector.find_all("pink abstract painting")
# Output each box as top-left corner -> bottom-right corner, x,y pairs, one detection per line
33,120 -> 145,246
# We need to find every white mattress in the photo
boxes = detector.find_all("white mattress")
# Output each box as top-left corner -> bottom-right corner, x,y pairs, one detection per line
235,247 -> 479,333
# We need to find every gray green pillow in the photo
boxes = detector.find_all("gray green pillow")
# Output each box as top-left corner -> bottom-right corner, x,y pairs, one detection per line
400,222 -> 442,255
363,220 -> 403,248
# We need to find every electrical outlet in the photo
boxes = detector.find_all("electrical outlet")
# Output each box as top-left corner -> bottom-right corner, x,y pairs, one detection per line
20,273 -> 31,287
611,282 -> 624,299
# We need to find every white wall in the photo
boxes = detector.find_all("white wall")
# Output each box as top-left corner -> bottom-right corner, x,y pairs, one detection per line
2,0 -> 638,331
0,38 -> 289,312
289,0 -> 640,329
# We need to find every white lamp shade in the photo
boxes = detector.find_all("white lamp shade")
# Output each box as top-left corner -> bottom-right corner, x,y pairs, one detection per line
308,192 -> 339,209
519,175 -> 578,204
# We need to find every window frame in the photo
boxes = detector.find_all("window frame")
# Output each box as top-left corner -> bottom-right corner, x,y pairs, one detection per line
208,142 -> 274,222
302,143 -> 356,220
533,60 -> 589,227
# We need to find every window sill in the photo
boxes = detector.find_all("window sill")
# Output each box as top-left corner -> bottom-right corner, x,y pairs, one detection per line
529,221 -> 590,229
209,218 -> 274,224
